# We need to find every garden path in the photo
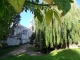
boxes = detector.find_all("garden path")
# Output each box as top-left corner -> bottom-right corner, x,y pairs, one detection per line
2,44 -> 43,58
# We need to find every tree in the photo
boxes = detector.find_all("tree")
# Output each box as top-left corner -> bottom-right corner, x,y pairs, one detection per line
7,0 -> 74,24
34,2 -> 80,51
0,0 -> 17,40
0,0 -> 74,47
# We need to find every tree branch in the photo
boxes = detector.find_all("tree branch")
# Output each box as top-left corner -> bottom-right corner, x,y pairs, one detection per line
26,1 -> 57,6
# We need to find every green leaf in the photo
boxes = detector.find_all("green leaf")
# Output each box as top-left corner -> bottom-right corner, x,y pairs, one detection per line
45,9 -> 53,25
69,0 -> 74,3
0,8 -> 4,17
34,9 -> 43,23
53,0 -> 73,16
54,10 -> 61,26
8,0 -> 25,13
0,2 -> 5,17
43,0 -> 53,4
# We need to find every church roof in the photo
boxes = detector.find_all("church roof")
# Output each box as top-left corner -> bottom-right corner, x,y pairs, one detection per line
17,24 -> 30,30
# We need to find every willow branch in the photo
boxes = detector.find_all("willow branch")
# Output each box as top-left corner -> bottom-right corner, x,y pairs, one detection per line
26,1 -> 57,6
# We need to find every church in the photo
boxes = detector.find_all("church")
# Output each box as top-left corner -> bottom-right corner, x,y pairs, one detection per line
6,19 -> 34,46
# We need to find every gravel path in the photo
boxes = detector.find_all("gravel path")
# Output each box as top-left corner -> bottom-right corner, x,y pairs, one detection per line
2,44 -> 43,57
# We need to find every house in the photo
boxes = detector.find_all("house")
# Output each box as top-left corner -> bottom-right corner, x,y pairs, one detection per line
7,24 -> 33,46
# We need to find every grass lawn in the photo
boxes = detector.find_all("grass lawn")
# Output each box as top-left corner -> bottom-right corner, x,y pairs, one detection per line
1,48 -> 80,60
0,45 -> 20,57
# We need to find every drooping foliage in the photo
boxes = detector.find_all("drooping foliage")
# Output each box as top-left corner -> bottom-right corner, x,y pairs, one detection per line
0,0 -> 73,41
35,3 -> 80,51
0,0 -> 17,40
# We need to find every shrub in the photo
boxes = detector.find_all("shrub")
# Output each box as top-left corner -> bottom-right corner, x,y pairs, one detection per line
29,33 -> 36,45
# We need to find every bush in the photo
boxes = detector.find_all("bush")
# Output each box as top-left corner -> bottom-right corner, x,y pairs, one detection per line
29,33 -> 36,45
2,43 -> 8,48
0,43 -> 2,49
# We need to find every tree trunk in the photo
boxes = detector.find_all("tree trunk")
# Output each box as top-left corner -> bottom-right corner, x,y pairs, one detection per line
66,30 -> 69,48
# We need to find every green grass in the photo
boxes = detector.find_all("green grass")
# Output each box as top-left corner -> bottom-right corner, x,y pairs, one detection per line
0,45 -> 20,57
1,48 -> 80,60
29,47 -> 38,51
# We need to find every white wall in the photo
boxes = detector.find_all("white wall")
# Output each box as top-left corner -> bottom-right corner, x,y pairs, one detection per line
7,37 -> 20,46
21,30 -> 33,44
7,24 -> 33,46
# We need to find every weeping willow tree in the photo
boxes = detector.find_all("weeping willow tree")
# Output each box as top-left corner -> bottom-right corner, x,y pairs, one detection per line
35,3 -> 80,50
61,3 -> 80,48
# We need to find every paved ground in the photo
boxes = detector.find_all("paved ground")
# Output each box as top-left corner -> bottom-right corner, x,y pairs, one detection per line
2,44 -> 42,57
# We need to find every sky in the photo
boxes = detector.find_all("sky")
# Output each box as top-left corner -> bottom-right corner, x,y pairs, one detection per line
74,0 -> 80,7
20,10 -> 33,28
20,0 -> 80,28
